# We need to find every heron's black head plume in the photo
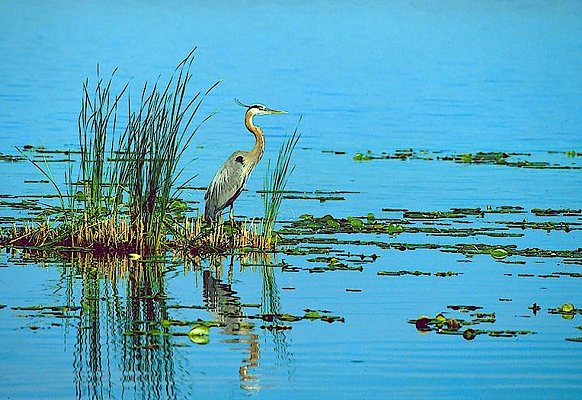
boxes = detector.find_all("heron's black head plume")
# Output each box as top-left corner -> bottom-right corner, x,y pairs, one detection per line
235,98 -> 251,108
235,98 -> 286,114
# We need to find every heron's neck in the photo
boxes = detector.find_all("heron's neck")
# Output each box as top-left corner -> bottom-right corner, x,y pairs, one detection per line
245,112 -> 265,165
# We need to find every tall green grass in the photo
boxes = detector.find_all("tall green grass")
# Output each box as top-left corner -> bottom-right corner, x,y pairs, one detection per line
78,66 -> 128,219
75,48 -> 217,252
111,51 -> 218,252
261,120 -> 301,242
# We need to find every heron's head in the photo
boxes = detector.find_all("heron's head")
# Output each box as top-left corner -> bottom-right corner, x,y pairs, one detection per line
235,99 -> 287,116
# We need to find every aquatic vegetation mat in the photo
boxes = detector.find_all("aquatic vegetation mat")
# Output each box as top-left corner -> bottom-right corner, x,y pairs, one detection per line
350,148 -> 582,170
410,307 -> 536,340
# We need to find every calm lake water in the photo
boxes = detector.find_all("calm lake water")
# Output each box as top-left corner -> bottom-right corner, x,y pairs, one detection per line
1,1 -> 581,399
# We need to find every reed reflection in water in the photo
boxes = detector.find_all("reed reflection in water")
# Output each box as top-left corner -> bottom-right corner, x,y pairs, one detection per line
60,252 -> 288,399
68,255 -> 176,399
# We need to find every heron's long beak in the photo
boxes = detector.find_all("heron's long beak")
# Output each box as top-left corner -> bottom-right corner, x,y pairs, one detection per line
266,108 -> 287,114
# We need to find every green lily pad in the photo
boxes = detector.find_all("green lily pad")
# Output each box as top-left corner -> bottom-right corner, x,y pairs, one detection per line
435,313 -> 446,324
386,223 -> 404,234
303,310 -> 322,319
278,313 -> 301,322
188,324 -> 210,337
490,248 -> 509,259
189,335 -> 210,345
463,329 -> 477,340
353,152 -> 372,161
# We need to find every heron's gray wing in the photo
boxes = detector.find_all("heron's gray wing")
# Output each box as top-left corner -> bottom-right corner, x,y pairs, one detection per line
204,151 -> 248,220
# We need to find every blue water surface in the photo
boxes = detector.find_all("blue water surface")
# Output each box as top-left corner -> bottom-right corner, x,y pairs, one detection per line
0,1 -> 581,399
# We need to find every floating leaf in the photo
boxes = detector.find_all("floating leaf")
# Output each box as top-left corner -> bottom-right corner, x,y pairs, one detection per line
490,248 -> 509,259
353,152 -> 371,161
278,313 -> 301,322
415,316 -> 431,332
446,318 -> 461,331
189,335 -> 210,345
347,217 -> 364,229
386,223 -> 403,234
304,310 -> 322,319
463,329 -> 477,340
188,324 -> 210,337
561,303 -> 575,313
435,313 -> 446,325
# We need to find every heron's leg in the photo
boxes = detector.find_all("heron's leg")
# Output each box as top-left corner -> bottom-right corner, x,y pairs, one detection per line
229,205 -> 235,250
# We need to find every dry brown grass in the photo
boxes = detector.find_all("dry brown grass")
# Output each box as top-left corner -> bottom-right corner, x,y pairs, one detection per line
4,215 -> 277,259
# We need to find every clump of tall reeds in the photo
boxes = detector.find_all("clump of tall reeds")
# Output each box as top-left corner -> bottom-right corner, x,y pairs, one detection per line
76,48 -> 220,253
7,48 -> 218,255
261,121 -> 301,245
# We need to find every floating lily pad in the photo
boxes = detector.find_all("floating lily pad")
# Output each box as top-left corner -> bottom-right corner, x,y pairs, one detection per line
353,152 -> 372,161
415,316 -> 431,332
189,335 -> 210,345
435,313 -> 446,324
347,217 -> 364,229
303,310 -> 322,319
548,303 -> 581,317
561,303 -> 575,312
463,328 -> 477,340
490,248 -> 509,259
446,318 -> 461,331
188,324 -> 210,339
278,313 -> 302,322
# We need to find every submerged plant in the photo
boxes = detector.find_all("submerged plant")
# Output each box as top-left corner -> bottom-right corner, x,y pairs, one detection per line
261,120 -> 301,244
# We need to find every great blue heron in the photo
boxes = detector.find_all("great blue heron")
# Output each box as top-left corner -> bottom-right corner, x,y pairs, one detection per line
204,100 -> 287,222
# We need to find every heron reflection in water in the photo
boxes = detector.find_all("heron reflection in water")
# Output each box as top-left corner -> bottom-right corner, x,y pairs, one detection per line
202,254 -> 289,391
203,268 -> 260,387
204,99 -> 287,223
